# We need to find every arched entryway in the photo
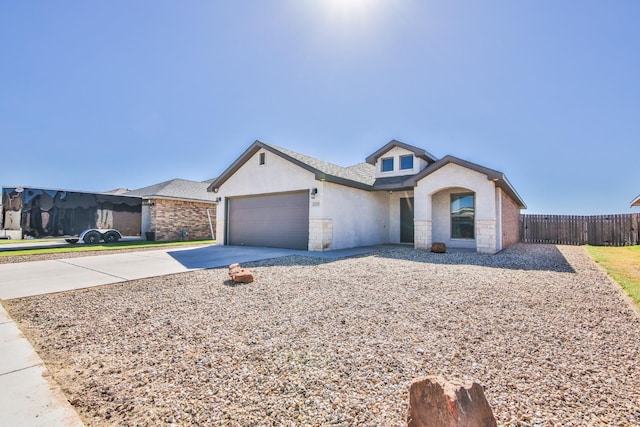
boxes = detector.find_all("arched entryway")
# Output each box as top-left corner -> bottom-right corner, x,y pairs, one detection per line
431,187 -> 477,250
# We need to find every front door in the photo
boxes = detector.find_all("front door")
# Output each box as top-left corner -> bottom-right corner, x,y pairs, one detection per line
400,197 -> 414,243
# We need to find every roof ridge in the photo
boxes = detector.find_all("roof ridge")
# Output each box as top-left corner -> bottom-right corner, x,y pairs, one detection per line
261,142 -> 349,170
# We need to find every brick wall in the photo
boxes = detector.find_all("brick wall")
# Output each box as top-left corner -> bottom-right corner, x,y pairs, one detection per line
150,199 -> 216,241
112,210 -> 142,236
500,190 -> 521,249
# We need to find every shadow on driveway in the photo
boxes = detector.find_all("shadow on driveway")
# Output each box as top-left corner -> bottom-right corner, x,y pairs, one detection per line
166,245 -> 380,270
167,243 -> 575,273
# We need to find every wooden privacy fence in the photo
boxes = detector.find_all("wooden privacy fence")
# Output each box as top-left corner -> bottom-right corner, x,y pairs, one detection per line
520,213 -> 640,246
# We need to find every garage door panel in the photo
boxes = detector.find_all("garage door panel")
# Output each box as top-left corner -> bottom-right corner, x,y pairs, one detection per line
228,192 -> 309,250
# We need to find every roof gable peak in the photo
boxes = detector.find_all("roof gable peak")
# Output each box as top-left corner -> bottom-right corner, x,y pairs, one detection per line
365,140 -> 438,165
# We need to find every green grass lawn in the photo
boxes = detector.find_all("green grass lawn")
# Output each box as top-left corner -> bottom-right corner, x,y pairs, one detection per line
0,239 -> 215,256
585,245 -> 640,310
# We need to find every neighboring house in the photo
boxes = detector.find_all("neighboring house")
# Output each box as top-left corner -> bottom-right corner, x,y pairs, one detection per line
207,140 -> 526,254
124,178 -> 218,241
631,194 -> 640,207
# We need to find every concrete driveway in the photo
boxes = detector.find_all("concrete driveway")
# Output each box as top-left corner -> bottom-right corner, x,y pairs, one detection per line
0,243 -> 379,427
0,244 -> 378,300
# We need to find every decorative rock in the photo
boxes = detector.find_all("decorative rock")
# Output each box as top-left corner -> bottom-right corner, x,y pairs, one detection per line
228,263 -> 254,283
431,242 -> 446,253
407,376 -> 496,427
232,269 -> 254,283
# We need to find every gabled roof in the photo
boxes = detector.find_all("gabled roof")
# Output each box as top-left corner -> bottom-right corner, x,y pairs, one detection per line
126,179 -> 218,203
207,141 -> 376,192
631,194 -> 640,207
207,140 -> 525,209
365,140 -> 438,165
373,155 -> 526,208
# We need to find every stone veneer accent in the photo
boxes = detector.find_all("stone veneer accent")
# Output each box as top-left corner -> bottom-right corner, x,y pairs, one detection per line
150,199 -> 216,242
414,220 -> 432,250
308,218 -> 333,251
500,190 -> 521,249
475,219 -> 497,254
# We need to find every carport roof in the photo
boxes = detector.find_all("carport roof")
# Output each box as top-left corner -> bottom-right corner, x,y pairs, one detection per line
126,179 -> 219,203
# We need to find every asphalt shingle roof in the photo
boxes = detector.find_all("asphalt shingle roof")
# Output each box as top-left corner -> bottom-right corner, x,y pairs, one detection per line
262,143 -> 376,186
125,179 -> 218,203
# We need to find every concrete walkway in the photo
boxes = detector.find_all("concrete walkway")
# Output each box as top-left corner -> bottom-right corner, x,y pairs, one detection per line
0,244 -> 380,426
0,305 -> 85,427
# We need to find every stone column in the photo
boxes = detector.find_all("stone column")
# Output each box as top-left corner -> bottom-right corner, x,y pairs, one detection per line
475,219 -> 497,254
414,220 -> 432,250
308,218 -> 332,251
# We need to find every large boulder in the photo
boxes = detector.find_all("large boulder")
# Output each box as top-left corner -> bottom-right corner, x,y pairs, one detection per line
407,376 -> 496,427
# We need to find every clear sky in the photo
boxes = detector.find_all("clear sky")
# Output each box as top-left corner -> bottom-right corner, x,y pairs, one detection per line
1,1 -> 639,215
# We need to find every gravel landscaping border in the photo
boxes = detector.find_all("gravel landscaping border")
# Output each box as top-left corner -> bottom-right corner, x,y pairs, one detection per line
4,244 -> 640,426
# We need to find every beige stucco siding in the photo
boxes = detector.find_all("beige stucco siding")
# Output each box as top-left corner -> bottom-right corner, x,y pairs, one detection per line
322,182 -> 389,249
431,187 -> 476,249
214,148 -> 318,245
414,163 -> 499,253
373,146 -> 429,179
387,190 -> 414,244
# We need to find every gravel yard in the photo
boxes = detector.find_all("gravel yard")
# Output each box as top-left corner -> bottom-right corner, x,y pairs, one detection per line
4,244 -> 640,426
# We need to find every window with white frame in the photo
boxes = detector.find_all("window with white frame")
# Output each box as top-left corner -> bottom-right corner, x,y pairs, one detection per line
400,155 -> 413,170
381,157 -> 394,172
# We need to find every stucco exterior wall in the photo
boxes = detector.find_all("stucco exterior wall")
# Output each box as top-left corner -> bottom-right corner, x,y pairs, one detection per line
500,188 -> 521,249
388,190 -> 414,243
322,182 -> 389,249
214,148 -> 318,245
431,187 -> 476,249
150,199 -> 216,241
373,146 -> 428,179
414,163 -> 498,253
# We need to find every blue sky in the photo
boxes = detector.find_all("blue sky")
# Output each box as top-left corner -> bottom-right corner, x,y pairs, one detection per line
1,1 -> 639,214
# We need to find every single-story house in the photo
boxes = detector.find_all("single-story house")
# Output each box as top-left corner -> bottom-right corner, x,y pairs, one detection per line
631,194 -> 640,207
207,140 -> 526,254
124,178 -> 218,241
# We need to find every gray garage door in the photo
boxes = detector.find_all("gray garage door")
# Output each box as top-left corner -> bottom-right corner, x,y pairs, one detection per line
227,191 -> 309,250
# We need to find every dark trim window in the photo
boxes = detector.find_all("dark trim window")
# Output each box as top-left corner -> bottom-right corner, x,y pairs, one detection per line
259,152 -> 266,165
451,193 -> 475,239
381,157 -> 394,172
400,155 -> 413,170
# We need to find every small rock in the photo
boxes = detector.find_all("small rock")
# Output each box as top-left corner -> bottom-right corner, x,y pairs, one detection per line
228,263 -> 255,283
431,242 -> 446,253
